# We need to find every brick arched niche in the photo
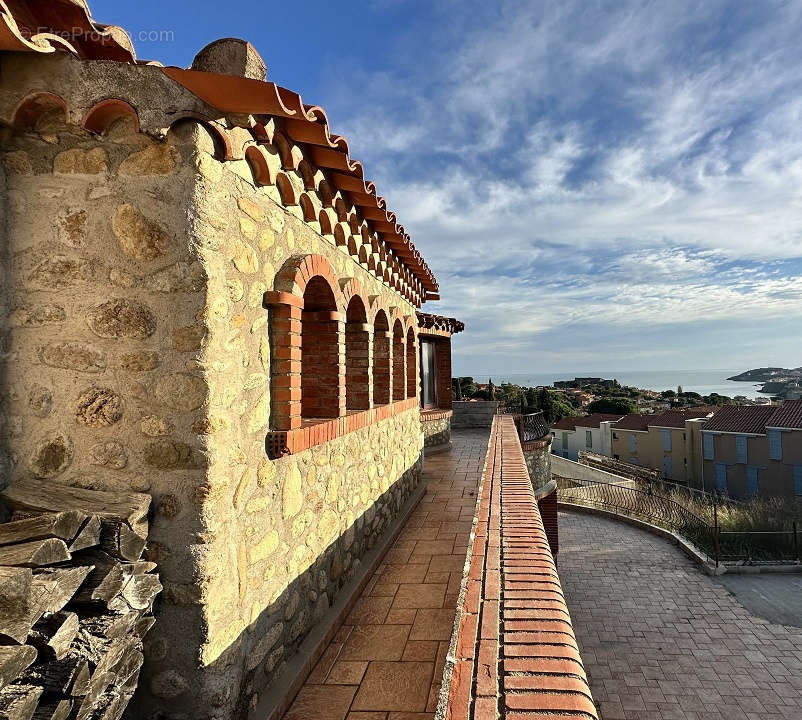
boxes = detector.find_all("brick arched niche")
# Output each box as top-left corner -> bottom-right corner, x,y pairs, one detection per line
301,277 -> 343,419
406,326 -> 417,399
373,310 -> 391,406
345,296 -> 371,411
392,319 -> 406,402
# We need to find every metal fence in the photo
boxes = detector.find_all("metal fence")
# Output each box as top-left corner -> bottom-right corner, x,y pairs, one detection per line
520,411 -> 550,442
556,476 -> 801,566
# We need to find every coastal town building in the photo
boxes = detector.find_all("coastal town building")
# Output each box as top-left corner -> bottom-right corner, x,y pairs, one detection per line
550,413 -> 623,460
611,409 -> 717,484
0,3 -> 595,720
701,401 -> 802,499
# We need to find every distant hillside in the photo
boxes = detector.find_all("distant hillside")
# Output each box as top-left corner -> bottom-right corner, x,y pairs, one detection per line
727,367 -> 802,382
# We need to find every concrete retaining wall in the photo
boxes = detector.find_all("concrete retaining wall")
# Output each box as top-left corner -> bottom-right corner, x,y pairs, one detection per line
452,401 -> 499,428
552,455 -> 633,486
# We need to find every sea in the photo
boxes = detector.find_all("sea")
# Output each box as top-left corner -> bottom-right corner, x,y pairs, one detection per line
466,369 -> 768,400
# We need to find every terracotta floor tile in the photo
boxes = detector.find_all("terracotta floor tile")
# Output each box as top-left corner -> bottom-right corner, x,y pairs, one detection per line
340,625 -> 410,661
351,662 -> 435,712
380,564 -> 430,584
409,609 -> 457,641
385,608 -> 417,625
393,584 -> 446,609
346,596 -> 394,625
427,555 -> 467,573
284,685 -> 357,720
327,661 -> 369,685
402,640 -> 439,661
282,430 -> 489,720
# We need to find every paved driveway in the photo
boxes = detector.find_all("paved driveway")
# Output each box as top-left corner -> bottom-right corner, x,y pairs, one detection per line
557,511 -> 802,720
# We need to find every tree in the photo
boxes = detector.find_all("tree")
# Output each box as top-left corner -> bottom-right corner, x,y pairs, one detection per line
488,378 -> 496,401
453,378 -> 463,401
661,390 -> 675,398
677,385 -> 683,395
587,397 -> 638,415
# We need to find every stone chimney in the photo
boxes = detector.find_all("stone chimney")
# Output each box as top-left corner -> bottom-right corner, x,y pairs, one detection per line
191,38 -> 267,81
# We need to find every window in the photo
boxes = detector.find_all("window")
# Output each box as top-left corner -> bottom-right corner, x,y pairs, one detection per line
703,433 -> 714,460
736,435 -> 748,464
392,320 -> 405,402
345,296 -> 369,411
585,430 -> 592,448
373,311 -> 391,405
715,462 -> 727,493
419,339 -> 436,409
662,429 -> 672,452
562,432 -> 569,449
663,455 -> 673,478
769,430 -> 783,461
746,466 -> 759,498
613,432 -> 618,440
795,466 -> 802,497
628,434 -> 637,453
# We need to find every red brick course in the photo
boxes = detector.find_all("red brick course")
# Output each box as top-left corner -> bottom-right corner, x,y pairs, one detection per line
448,415 -> 598,719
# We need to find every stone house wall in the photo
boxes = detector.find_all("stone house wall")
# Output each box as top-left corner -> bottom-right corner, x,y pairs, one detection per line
422,416 -> 451,448
0,53 -> 425,719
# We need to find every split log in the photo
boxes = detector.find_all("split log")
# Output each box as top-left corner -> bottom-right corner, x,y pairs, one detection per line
133,616 -> 155,639
0,540 -> 70,568
0,568 -> 38,644
0,683 -> 43,720
33,568 -> 93,615
68,518 -> 101,554
28,613 -> 79,661
118,574 -> 162,613
20,653 -> 89,697
0,513 -> 86,548
30,700 -> 71,720
98,521 -> 145,563
0,647 -> 37,690
0,481 -> 150,541
77,616 -> 137,642
69,554 -> 123,608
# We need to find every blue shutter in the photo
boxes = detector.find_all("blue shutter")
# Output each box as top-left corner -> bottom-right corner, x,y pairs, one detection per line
736,435 -> 748,464
629,434 -> 637,453
562,432 -> 568,449
769,430 -> 783,461
715,463 -> 727,493
703,433 -> 714,460
746,466 -> 759,498
795,466 -> 802,497
662,430 -> 672,452
663,455 -> 673,478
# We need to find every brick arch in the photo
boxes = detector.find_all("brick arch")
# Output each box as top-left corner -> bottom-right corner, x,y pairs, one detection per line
244,145 -> 276,186
166,115 -> 232,160
341,278 -> 372,323
82,98 -> 140,135
405,324 -> 417,399
11,92 -> 67,130
273,254 -> 344,312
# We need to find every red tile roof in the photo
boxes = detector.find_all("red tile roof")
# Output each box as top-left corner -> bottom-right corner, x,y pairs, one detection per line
613,414 -> 652,431
416,312 -> 464,336
647,408 -> 717,428
702,405 -> 778,435
1,0 -> 439,301
767,400 -> 802,430
552,413 -> 623,431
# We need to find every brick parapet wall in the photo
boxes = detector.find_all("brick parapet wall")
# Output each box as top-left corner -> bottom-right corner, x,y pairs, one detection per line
446,416 -> 597,719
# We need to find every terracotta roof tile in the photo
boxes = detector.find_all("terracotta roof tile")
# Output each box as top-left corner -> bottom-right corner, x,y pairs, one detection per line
551,413 -> 622,431
416,312 -> 464,335
2,0 -> 439,300
702,405 -> 778,435
646,408 -> 717,428
613,413 -> 652,431
767,400 -> 802,430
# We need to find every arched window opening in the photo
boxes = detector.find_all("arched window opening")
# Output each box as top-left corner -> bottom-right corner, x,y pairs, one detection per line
406,327 -> 417,399
302,277 -> 341,419
392,320 -> 405,402
372,311 -> 391,406
345,297 -> 370,411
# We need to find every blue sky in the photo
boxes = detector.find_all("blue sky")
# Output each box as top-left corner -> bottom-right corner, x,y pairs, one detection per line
94,0 -> 802,376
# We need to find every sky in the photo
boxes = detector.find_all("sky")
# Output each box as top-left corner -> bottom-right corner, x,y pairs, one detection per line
93,0 -> 802,376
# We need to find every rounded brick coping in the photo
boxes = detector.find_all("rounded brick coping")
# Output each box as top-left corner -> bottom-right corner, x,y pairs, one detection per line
444,415 -> 599,720
266,396 -> 419,458
421,409 -> 453,422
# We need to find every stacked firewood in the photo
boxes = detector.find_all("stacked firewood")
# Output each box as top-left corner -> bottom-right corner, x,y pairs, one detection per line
0,479 -> 160,720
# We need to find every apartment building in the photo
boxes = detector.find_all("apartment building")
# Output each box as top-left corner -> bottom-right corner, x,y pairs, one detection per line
611,409 -> 716,484
551,413 -> 623,460
701,401 -> 802,499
